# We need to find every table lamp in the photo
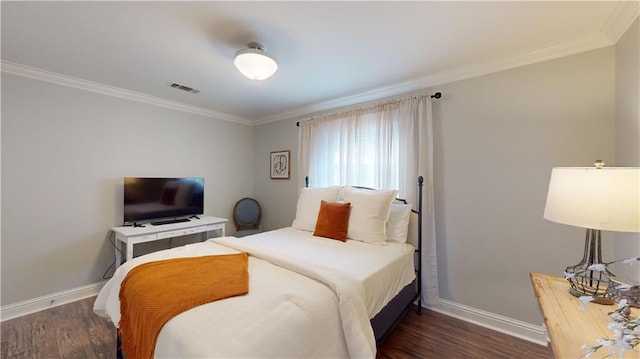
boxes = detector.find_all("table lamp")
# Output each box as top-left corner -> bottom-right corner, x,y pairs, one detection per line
543,161 -> 640,303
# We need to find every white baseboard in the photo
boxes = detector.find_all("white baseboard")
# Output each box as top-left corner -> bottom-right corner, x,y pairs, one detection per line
1,281 -> 106,322
427,298 -> 548,346
2,281 -> 548,348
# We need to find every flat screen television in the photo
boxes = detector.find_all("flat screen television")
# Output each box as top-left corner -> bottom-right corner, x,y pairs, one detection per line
123,177 -> 204,225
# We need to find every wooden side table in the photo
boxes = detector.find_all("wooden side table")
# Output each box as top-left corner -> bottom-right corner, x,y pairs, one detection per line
530,272 -> 640,358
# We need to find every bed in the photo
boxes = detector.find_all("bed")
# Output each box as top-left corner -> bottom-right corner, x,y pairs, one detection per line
94,177 -> 423,358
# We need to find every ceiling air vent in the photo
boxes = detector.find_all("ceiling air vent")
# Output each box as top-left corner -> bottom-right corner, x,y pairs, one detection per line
169,82 -> 200,94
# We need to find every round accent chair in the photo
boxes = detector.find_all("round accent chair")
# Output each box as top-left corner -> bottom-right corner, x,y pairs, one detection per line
232,198 -> 262,237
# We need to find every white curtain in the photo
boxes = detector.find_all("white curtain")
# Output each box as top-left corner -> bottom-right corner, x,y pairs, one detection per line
297,94 -> 439,306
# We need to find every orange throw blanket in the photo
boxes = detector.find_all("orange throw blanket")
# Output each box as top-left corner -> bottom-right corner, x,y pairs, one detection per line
118,253 -> 249,359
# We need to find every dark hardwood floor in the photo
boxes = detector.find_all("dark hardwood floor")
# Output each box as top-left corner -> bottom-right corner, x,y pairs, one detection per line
377,309 -> 553,359
1,297 -> 115,359
1,297 -> 553,358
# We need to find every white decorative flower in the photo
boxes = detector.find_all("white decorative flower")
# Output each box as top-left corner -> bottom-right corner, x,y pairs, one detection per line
617,283 -> 633,290
621,335 -> 635,343
575,257 -> 639,357
608,321 -> 623,331
587,263 -> 606,271
610,312 -> 627,322
596,338 -> 614,346
579,295 -> 595,304
617,299 -> 628,308
564,271 -> 576,279
583,346 -> 597,358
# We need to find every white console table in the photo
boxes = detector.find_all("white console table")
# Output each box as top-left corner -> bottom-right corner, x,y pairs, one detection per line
111,216 -> 228,269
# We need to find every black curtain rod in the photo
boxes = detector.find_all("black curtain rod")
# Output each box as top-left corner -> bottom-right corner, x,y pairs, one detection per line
296,92 -> 442,126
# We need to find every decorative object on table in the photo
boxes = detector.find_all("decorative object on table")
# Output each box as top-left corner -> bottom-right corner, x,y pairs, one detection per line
234,42 -> 278,81
574,256 -> 640,307
580,298 -> 640,358
543,160 -> 640,304
607,275 -> 640,308
579,259 -> 640,358
270,150 -> 290,179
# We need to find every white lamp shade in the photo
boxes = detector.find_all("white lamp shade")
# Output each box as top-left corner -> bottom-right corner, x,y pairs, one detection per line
544,167 -> 640,232
234,49 -> 277,81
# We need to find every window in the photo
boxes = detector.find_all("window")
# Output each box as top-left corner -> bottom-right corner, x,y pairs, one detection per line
297,93 -> 439,305
299,96 -> 423,197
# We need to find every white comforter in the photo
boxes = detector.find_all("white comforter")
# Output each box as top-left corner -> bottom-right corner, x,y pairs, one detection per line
214,227 -> 416,317
94,228 -> 415,358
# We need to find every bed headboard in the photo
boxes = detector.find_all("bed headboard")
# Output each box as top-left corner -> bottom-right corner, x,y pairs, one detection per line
406,210 -> 420,249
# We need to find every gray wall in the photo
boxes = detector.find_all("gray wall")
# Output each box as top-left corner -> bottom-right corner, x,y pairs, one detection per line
1,73 -> 254,305
433,47 -> 614,323
613,19 -> 640,280
253,46 -> 616,326
252,117 -> 300,231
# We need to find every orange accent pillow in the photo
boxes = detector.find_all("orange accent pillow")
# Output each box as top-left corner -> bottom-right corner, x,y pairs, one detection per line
313,200 -> 351,241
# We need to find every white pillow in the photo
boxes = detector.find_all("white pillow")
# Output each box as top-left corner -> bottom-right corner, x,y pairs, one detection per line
386,204 -> 412,243
343,187 -> 398,244
292,186 -> 341,231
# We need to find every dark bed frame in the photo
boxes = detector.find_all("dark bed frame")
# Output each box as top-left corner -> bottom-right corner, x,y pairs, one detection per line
116,176 -> 423,357
304,176 -> 424,345
372,174 -> 424,344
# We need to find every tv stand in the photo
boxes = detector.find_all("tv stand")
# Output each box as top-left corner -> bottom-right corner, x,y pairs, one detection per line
150,218 -> 191,226
111,216 -> 227,269
123,222 -> 147,227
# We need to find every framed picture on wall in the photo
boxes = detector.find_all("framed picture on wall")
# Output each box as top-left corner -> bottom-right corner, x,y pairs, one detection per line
270,150 -> 290,179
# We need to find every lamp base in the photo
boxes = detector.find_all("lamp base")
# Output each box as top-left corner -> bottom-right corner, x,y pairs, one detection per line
565,228 -> 614,305
568,286 -> 614,305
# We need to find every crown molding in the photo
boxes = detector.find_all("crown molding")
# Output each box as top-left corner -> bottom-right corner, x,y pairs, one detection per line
255,32 -> 615,125
601,1 -> 639,43
0,61 -> 252,126
2,7 -> 630,129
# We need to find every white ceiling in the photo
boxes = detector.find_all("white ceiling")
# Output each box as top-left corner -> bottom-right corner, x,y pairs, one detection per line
2,1 -> 638,125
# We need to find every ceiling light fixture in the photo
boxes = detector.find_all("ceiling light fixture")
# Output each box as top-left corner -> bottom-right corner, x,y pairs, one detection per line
234,42 -> 278,81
